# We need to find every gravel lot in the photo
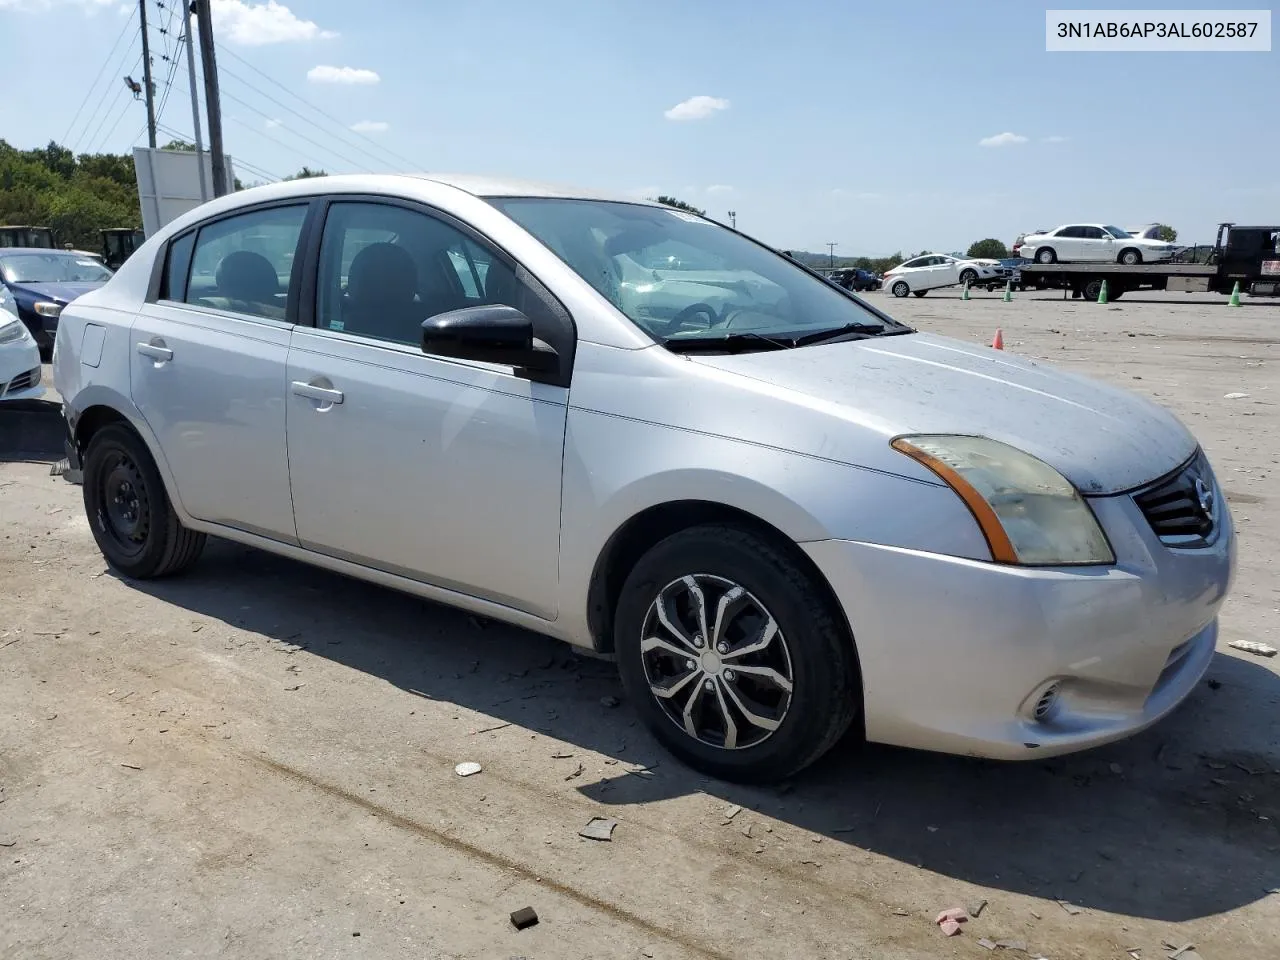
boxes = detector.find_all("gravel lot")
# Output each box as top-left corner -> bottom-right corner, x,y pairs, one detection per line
2,289 -> 1277,960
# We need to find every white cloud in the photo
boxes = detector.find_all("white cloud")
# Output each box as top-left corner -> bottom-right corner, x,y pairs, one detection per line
211,1 -> 337,46
664,95 -> 730,121
264,118 -> 282,129
0,0 -> 117,10
1042,134 -> 1070,143
705,184 -> 734,195
307,65 -> 381,85
350,120 -> 389,133
979,132 -> 1028,148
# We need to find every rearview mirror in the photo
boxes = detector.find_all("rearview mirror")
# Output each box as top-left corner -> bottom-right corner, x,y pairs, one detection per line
421,305 -> 558,375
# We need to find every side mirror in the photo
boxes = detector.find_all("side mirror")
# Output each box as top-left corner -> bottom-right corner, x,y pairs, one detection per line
421,305 -> 558,375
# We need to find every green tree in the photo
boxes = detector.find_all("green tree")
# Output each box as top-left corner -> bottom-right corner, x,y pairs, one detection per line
1155,224 -> 1177,243
653,195 -> 706,217
286,166 -> 328,180
966,238 -> 1010,259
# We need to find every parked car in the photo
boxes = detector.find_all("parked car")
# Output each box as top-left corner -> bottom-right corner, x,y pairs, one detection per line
0,286 -> 44,401
0,247 -> 114,355
54,174 -> 1235,783
1018,225 -> 1177,265
882,254 -> 1002,297
827,268 -> 881,292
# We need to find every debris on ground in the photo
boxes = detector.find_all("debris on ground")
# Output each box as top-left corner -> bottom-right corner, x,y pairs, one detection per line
599,695 -> 620,708
722,803 -> 743,820
741,823 -> 753,838
977,939 -> 998,950
968,898 -> 988,918
1127,949 -> 1141,959
0,840 -> 15,847
1057,899 -> 1081,915
509,906 -> 539,930
564,762 -> 584,781
1164,943 -> 1202,960
996,940 -> 1028,952
939,920 -> 963,937
1227,639 -> 1277,657
454,761 -> 482,777
475,722 -> 511,734
1223,392 -> 1250,400
579,817 -> 617,841
120,763 -> 142,771
936,906 -> 968,935
551,751 -> 573,759
892,908 -> 909,916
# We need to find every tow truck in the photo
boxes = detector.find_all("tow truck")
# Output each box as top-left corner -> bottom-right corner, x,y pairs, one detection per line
1017,223 -> 1280,301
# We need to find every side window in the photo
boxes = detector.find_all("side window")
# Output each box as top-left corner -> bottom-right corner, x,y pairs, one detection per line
162,230 -> 195,302
185,205 -> 307,321
1081,226 -> 1104,240
315,201 -> 545,350
1056,226 -> 1078,238
901,257 -> 925,269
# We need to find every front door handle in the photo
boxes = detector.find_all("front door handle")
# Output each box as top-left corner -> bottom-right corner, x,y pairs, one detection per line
136,342 -> 173,362
291,381 -> 344,405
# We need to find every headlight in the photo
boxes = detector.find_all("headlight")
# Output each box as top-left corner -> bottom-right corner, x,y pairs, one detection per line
0,317 -> 30,345
34,302 -> 63,318
892,435 -> 1115,565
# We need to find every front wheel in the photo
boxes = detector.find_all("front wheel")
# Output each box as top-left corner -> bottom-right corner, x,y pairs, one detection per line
82,423 -> 206,579
1035,247 -> 1057,264
1118,248 -> 1142,266
959,268 -> 978,286
614,525 -> 859,783
891,280 -> 910,298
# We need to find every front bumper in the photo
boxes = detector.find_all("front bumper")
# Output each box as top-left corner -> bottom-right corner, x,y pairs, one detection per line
803,489 -> 1235,760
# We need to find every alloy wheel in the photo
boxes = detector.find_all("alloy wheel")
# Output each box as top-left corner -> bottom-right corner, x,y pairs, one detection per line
640,574 -> 794,751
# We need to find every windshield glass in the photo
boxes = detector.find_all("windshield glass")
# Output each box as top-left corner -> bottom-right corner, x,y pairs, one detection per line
1104,226 -> 1130,239
487,198 -> 899,343
0,252 -> 113,284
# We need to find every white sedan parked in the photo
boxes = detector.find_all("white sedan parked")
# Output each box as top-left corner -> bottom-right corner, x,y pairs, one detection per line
53,174 -> 1234,782
0,287 -> 44,401
1019,224 -> 1177,265
882,254 -> 1001,297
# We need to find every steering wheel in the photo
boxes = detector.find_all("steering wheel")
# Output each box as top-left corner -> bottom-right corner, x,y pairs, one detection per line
658,302 -> 721,335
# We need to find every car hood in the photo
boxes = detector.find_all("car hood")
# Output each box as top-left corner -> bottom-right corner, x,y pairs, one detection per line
687,332 -> 1196,495
8,280 -> 105,304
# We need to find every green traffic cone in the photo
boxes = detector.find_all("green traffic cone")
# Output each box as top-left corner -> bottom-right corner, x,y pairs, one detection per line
1097,279 -> 1109,305
1001,279 -> 1012,302
1228,281 -> 1242,307
962,280 -> 971,301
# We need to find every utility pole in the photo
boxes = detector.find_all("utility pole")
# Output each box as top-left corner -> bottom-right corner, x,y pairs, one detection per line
193,0 -> 227,196
138,0 -> 157,148
727,210 -> 737,230
182,1 -> 208,201
826,242 -> 838,267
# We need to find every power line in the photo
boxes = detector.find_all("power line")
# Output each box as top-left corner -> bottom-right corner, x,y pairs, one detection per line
89,84 -> 142,154
218,45 -> 421,171
61,12 -> 135,147
216,86 -> 376,173
81,53 -> 143,154
70,35 -> 140,152
221,114 -> 323,178
155,120 -> 282,184
152,0 -> 182,122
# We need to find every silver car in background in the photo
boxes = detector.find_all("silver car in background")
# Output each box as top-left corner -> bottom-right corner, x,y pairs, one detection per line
53,175 -> 1235,782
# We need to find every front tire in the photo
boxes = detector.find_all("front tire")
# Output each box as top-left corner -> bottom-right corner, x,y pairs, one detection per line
891,280 -> 910,298
1035,247 -> 1057,264
614,525 -> 859,783
82,423 -> 206,579
959,268 -> 978,286
1118,248 -> 1142,265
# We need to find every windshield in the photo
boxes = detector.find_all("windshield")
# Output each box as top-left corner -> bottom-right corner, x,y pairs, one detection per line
487,198 -> 900,344
0,252 -> 113,284
1104,226 -> 1130,239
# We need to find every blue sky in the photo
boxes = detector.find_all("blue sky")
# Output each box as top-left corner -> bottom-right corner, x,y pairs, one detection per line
0,0 -> 1275,253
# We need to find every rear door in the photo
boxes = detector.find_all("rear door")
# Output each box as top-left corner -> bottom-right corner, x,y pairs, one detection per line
129,201 -> 311,542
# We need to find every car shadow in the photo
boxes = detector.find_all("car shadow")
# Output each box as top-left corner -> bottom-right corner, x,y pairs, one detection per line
120,537 -> 1280,923
0,399 -> 64,463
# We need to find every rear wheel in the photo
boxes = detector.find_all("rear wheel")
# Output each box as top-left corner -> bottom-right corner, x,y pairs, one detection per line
82,423 -> 206,579
1035,247 -> 1057,264
614,525 -> 860,783
1082,277 -> 1105,301
912,290 -> 928,297
891,280 -> 910,298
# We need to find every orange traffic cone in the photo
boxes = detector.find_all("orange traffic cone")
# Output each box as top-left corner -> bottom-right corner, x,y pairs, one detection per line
991,328 -> 1004,350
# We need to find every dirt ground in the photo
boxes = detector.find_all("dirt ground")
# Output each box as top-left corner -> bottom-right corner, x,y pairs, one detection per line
2,289 -> 1277,960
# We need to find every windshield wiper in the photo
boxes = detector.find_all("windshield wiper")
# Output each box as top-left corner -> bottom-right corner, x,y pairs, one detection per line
792,323 -> 911,346
662,331 -> 795,353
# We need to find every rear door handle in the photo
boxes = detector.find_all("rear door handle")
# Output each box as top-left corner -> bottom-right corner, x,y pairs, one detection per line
136,342 -> 173,362
291,381 -> 344,404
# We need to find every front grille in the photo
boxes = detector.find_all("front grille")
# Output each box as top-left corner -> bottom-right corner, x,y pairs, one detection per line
1133,452 -> 1218,548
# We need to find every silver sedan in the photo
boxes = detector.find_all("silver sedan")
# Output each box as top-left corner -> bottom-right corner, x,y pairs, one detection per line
52,175 -> 1235,782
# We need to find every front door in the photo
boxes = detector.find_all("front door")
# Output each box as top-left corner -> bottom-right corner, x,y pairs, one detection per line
129,202 -> 309,542
285,199 -> 569,619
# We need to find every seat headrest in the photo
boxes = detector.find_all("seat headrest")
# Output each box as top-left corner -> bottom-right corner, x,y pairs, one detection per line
215,251 -> 280,303
348,242 -> 417,304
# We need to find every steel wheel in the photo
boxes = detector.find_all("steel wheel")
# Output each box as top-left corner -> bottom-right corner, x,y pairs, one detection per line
640,573 -> 794,751
95,450 -> 151,559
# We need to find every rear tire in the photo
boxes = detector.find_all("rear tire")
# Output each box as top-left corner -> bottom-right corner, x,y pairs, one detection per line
913,290 -> 927,297
891,280 -> 910,298
614,524 -> 860,783
1035,247 -> 1057,264
82,423 -> 206,579
1082,278 -> 1105,302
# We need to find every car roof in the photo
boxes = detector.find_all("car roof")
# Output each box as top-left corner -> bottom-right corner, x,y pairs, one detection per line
232,173 -> 661,205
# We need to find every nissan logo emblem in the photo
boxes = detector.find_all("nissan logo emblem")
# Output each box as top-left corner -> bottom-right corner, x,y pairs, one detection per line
1193,476 -> 1215,519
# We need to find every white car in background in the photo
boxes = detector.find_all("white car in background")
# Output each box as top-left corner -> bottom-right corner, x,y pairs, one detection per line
0,286 -> 44,401
882,254 -> 1001,297
1019,224 -> 1177,265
